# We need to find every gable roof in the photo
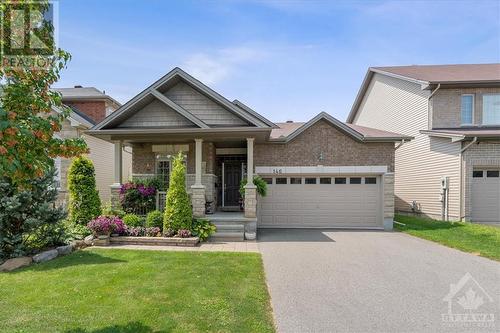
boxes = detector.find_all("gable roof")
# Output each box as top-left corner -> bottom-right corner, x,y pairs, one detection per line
92,67 -> 271,130
271,112 -> 412,143
346,63 -> 500,123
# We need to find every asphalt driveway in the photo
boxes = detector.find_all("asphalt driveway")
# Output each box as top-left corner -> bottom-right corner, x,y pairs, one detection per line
258,229 -> 500,333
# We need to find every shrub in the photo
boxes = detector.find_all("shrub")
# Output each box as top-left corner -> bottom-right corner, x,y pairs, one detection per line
191,218 -> 217,241
177,229 -> 192,238
123,214 -> 143,227
239,175 -> 268,197
87,216 -> 122,236
146,210 -> 163,229
125,227 -> 144,237
0,169 -> 68,260
164,152 -> 192,231
102,202 -> 126,218
65,221 -> 91,239
145,227 -> 161,237
120,182 -> 156,214
68,157 -> 101,225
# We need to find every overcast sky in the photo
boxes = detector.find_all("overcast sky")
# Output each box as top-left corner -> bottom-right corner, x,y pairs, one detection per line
54,0 -> 500,122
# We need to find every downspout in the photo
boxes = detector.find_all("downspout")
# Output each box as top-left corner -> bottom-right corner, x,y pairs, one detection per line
395,139 -> 406,150
459,137 -> 478,221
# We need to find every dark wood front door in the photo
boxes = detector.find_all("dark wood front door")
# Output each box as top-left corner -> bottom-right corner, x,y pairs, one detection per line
224,162 -> 242,206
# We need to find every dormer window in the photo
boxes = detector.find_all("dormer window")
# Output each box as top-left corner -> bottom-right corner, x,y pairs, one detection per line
461,94 -> 474,125
483,94 -> 500,125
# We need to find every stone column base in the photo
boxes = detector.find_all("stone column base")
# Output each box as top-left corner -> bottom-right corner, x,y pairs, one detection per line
191,185 -> 206,218
244,185 -> 257,218
110,183 -> 121,209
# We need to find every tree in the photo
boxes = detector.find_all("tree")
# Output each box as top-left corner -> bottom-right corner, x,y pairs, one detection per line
164,152 -> 192,232
0,168 -> 67,259
0,0 -> 87,188
68,157 -> 101,225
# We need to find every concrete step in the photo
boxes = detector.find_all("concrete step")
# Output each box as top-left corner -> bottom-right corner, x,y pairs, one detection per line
209,231 -> 245,242
214,224 -> 244,232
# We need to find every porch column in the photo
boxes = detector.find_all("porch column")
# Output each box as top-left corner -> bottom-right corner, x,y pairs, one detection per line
110,141 -> 123,209
191,138 -> 206,217
244,138 -> 257,221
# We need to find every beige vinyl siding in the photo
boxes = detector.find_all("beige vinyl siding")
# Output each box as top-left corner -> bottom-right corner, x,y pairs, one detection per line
164,81 -> 249,126
353,73 -> 461,220
118,99 -> 194,128
84,134 -> 132,203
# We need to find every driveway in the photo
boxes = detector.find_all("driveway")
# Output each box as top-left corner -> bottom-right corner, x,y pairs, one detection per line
258,229 -> 500,333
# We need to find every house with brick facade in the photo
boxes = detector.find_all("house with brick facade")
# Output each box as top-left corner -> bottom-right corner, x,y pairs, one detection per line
88,67 -> 411,240
347,63 -> 500,225
54,87 -> 131,205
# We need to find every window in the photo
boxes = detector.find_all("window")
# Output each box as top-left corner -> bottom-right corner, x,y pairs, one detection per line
472,170 -> 483,178
320,177 -> 331,184
156,159 -> 171,188
290,177 -> 302,184
334,177 -> 346,184
461,94 -> 474,125
262,177 -> 273,184
483,94 -> 500,125
275,177 -> 287,184
365,177 -> 377,184
350,177 -> 362,184
487,170 -> 499,178
305,177 -> 317,184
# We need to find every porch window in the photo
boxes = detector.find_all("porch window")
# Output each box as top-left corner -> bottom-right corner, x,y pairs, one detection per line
461,94 -> 474,125
483,94 -> 500,125
156,158 -> 171,189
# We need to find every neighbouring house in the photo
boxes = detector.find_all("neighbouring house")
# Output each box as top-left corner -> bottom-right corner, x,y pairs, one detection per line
53,86 -> 132,205
347,64 -> 500,225
88,67 -> 410,239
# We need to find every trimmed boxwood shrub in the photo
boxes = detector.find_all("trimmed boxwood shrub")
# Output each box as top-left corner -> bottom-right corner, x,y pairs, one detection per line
146,210 -> 163,230
123,214 -> 143,227
68,156 -> 101,225
164,152 -> 192,232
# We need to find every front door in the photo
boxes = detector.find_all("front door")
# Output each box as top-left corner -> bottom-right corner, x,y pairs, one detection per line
224,162 -> 242,206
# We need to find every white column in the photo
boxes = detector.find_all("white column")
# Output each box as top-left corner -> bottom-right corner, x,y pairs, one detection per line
194,138 -> 203,186
113,141 -> 123,185
246,137 -> 254,183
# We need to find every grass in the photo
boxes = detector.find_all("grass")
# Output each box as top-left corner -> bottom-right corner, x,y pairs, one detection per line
395,214 -> 500,261
0,248 -> 275,333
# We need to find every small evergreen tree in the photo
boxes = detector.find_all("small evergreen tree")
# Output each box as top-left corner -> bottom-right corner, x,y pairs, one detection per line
164,152 -> 192,232
68,156 -> 101,225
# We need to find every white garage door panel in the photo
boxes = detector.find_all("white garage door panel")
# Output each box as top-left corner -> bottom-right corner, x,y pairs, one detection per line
258,177 -> 382,228
472,170 -> 500,223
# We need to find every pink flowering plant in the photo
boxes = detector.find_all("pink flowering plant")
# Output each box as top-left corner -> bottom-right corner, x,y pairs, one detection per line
119,181 -> 158,214
87,216 -> 125,236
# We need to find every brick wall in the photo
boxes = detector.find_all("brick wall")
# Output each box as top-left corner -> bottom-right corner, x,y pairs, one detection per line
66,101 -> 107,123
432,87 -> 500,128
254,120 -> 395,171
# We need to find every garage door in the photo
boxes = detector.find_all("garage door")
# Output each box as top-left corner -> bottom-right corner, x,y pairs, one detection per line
472,169 -> 500,223
258,175 -> 382,228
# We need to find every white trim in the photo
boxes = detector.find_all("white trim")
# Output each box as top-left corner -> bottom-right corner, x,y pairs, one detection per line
460,94 -> 475,126
255,165 -> 388,175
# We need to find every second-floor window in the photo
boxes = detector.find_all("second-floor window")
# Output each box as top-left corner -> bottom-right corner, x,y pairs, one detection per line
483,94 -> 500,125
461,94 -> 474,125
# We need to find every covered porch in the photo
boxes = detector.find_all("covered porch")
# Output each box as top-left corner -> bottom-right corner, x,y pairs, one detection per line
107,130 -> 265,239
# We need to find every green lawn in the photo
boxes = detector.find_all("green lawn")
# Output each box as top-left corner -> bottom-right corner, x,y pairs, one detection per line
395,214 -> 500,261
0,249 -> 275,333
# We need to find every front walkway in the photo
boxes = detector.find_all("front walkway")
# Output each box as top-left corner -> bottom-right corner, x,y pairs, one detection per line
94,240 -> 259,253
258,228 -> 500,333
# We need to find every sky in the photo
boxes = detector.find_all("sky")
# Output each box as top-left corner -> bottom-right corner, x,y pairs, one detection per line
54,0 -> 500,122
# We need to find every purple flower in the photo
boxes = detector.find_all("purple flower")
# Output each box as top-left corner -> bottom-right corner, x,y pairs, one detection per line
87,216 -> 125,236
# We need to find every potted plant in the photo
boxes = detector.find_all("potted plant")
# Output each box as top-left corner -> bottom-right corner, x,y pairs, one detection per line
87,216 -> 125,245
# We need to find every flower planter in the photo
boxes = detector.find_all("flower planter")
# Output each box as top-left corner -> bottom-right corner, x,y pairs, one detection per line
109,236 -> 199,247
